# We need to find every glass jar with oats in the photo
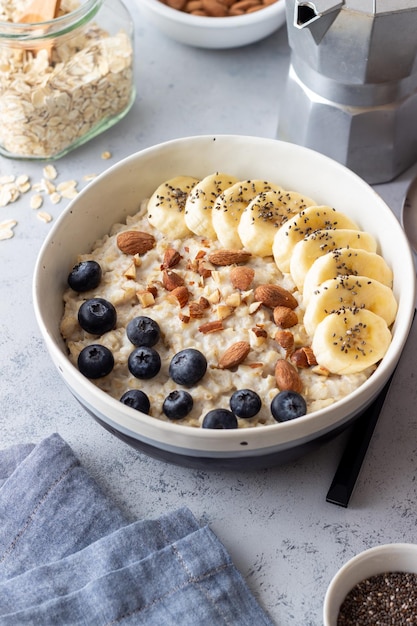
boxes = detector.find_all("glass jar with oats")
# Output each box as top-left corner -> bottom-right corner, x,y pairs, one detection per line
0,0 -> 134,160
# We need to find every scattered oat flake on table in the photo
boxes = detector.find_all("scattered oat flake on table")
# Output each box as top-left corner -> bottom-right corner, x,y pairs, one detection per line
16,175 -> 31,193
43,165 -> 58,180
0,219 -> 17,240
101,151 -> 112,159
50,192 -> 62,204
0,163 -> 96,237
0,187 -> 14,207
9,186 -> 20,202
43,179 -> 56,195
0,173 -> 33,206
30,194 -> 43,210
61,188 -> 78,199
57,180 -> 78,199
57,180 -> 77,190
37,211 -> 52,223
16,174 -> 29,186
0,175 -> 15,184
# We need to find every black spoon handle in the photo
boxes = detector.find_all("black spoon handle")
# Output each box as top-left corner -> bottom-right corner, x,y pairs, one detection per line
326,372 -> 395,508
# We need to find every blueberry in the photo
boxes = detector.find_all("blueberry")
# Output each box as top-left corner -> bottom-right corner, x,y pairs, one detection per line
202,409 -> 238,429
163,390 -> 193,420
68,260 -> 102,292
120,389 -> 150,414
230,389 -> 261,418
126,316 -> 160,347
270,390 -> 307,422
128,346 -> 161,379
78,298 -> 116,335
77,344 -> 114,379
169,348 -> 207,386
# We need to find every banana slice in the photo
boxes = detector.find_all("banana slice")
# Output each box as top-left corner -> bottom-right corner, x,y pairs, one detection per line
303,275 -> 397,336
303,248 -> 393,305
290,229 -> 378,291
211,179 -> 282,249
272,205 -> 360,272
237,189 -> 317,257
312,308 -> 392,375
147,176 -> 199,239
184,172 -> 239,240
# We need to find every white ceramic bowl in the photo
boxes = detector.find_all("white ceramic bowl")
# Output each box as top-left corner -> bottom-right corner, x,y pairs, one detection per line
138,0 -> 286,49
323,543 -> 417,625
33,135 -> 415,469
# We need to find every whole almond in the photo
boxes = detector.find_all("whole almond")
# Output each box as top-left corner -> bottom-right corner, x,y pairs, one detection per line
165,0 -> 187,8
162,269 -> 185,291
218,340 -> 250,369
273,305 -> 298,328
274,359 -> 303,393
117,231 -> 155,255
254,284 -> 298,310
170,0 -> 277,15
232,0 -> 260,9
208,249 -> 252,266
202,0 -> 228,15
230,266 -> 255,290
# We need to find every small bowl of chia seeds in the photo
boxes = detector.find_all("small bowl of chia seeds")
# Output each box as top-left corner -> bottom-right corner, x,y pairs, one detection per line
323,543 -> 417,625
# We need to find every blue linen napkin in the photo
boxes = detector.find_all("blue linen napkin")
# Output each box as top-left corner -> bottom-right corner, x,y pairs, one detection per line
0,433 -> 274,625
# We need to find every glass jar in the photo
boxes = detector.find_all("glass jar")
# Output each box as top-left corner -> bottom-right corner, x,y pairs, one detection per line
0,0 -> 135,160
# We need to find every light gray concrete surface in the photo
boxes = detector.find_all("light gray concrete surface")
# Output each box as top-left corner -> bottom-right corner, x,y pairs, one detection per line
1,3 -> 417,624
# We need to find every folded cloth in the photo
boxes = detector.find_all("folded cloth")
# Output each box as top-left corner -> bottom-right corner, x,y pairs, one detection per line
0,434 -> 275,626
0,442 -> 35,489
0,433 -> 129,582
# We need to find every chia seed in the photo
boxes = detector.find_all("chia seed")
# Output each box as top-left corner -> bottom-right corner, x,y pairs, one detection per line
337,572 -> 417,625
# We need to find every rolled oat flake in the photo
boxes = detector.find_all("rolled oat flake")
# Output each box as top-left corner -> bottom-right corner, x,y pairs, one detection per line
337,572 -> 417,625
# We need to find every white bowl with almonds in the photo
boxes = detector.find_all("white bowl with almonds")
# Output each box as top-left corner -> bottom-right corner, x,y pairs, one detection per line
138,0 -> 286,49
33,135 -> 415,469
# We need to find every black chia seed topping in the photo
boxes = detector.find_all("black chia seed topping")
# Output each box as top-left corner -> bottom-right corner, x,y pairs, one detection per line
337,571 -> 417,625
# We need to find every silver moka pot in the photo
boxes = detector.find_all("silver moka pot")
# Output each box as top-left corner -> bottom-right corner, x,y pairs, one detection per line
277,0 -> 417,184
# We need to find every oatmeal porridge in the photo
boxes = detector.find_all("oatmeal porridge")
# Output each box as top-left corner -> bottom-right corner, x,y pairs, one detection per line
60,173 -> 396,429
